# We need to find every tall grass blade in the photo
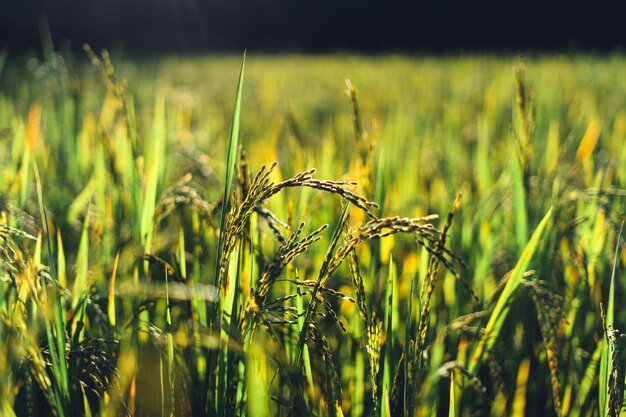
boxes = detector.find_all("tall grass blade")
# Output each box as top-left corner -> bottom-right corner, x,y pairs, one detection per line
108,251 -> 120,328
511,152 -> 528,251
56,230 -> 67,287
141,96 -> 165,250
404,270 -> 416,417
210,51 -> 246,414
600,221 -> 624,417
20,103 -> 40,207
381,255 -> 395,417
71,201 -> 91,341
33,160 -> 69,417
214,51 -> 246,290
165,263 -> 176,416
247,343 -> 270,417
448,371 -> 456,417
470,206 -> 553,371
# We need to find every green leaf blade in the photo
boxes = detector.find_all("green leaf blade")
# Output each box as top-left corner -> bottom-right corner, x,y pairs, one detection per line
470,206 -> 553,371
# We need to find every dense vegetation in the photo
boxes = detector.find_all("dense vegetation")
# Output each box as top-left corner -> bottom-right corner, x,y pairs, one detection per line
0,48 -> 624,416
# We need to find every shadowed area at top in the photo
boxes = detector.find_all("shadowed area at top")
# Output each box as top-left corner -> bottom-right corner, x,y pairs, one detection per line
1,0 -> 626,53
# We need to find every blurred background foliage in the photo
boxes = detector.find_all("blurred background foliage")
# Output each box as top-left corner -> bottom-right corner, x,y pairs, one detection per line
0,50 -> 624,416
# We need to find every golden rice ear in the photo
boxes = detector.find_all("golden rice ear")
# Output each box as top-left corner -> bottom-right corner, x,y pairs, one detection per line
6,47 -> 626,417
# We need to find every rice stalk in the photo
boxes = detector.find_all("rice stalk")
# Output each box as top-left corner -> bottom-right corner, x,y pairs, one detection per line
522,277 -> 564,415
406,193 -> 462,413
600,221 -> 625,417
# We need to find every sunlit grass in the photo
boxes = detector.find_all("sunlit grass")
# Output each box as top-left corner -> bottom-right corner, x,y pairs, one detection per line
0,50 -> 624,416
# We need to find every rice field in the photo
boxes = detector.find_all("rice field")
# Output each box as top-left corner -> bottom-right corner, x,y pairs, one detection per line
0,48 -> 624,416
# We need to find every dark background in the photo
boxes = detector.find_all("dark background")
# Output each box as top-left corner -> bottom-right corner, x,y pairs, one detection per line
1,0 -> 626,53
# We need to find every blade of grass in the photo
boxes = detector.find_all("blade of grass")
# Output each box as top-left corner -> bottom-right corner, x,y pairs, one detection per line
404,269 -> 416,417
71,199 -> 92,341
56,230 -> 67,287
295,273 -> 315,398
209,51 -> 246,414
599,221 -> 624,417
353,319 -> 365,417
470,206 -> 553,372
81,385 -> 93,417
33,160 -> 69,417
213,51 -> 246,291
511,359 -> 531,417
295,204 -> 349,370
218,239 -> 244,417
381,255 -> 396,417
108,250 -> 120,328
140,95 -> 165,250
511,150 -> 528,251
165,263 -> 175,416
570,340 -> 602,417
247,342 -> 270,417
448,371 -> 456,417
20,103 -> 41,207
1,401 -> 16,417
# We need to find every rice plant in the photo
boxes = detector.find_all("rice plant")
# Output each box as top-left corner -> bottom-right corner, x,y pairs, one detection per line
0,47 -> 624,417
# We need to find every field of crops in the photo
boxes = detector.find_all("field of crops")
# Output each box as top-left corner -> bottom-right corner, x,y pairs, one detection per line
0,49 -> 624,417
